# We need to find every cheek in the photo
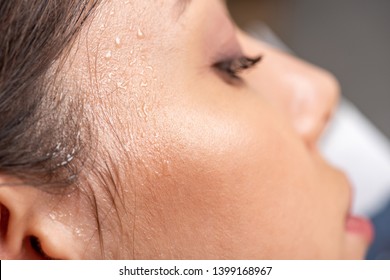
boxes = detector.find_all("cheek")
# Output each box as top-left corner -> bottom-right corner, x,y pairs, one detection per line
124,96 -> 256,255
128,90 -> 314,258
117,53 -> 345,258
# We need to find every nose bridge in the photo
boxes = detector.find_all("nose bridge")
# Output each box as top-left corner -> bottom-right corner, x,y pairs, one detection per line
285,59 -> 340,145
245,42 -> 340,147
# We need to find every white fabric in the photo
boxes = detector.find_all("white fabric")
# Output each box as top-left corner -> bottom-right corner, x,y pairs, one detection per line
320,100 -> 390,216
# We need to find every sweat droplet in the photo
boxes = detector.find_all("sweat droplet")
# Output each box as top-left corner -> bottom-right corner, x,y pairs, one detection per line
142,103 -> 149,120
162,160 -> 172,176
117,81 -> 127,90
105,50 -> 112,59
75,228 -> 83,237
140,80 -> 148,87
115,36 -> 121,47
137,28 -> 145,39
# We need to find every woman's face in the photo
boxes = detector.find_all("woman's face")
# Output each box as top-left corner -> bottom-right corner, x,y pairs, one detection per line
62,0 -> 372,259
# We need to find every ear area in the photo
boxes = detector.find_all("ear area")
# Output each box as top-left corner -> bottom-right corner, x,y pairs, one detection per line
0,178 -> 81,259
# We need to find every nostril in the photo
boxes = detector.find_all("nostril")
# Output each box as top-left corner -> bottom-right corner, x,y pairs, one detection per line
292,103 -> 335,149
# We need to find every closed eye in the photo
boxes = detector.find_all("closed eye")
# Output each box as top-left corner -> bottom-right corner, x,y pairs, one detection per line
214,55 -> 262,81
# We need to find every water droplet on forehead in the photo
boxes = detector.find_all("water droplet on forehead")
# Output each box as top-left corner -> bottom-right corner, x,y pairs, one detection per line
124,143 -> 131,152
117,81 -> 127,90
140,80 -> 148,87
115,36 -> 121,47
137,28 -> 145,39
74,228 -> 83,237
142,103 -> 149,117
136,108 -> 142,118
129,58 -> 137,66
162,160 -> 172,176
105,50 -> 112,59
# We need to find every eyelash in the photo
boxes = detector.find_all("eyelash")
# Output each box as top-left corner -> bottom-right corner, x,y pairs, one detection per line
214,55 -> 262,81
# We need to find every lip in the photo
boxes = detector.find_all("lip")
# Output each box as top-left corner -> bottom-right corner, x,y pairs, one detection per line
346,215 -> 374,244
343,175 -> 375,244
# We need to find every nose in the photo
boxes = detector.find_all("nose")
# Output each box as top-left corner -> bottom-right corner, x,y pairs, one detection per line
240,33 -> 340,147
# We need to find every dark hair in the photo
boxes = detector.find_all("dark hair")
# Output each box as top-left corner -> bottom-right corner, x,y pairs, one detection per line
0,0 -> 100,189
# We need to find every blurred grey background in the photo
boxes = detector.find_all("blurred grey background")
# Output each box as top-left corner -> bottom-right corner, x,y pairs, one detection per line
227,0 -> 390,139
